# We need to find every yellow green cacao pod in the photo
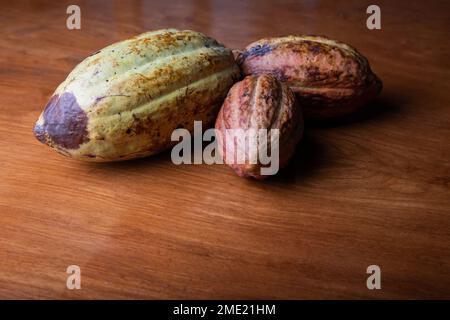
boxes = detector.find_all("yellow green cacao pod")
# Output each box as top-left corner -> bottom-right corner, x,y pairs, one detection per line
34,29 -> 240,161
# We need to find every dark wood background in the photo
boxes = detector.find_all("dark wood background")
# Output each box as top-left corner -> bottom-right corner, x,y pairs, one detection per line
0,0 -> 449,299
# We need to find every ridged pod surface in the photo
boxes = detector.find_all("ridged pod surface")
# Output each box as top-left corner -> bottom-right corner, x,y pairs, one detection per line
34,29 -> 240,161
236,35 -> 382,119
215,75 -> 303,179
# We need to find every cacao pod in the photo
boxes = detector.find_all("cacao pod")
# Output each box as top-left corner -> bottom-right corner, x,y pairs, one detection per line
215,74 -> 303,179
34,29 -> 240,161
236,35 -> 382,119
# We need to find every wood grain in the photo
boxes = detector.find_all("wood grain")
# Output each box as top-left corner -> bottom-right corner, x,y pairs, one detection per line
0,0 -> 449,299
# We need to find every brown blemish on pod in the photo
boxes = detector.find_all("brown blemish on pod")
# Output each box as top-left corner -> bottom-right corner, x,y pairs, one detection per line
241,43 -> 273,59
33,92 -> 89,150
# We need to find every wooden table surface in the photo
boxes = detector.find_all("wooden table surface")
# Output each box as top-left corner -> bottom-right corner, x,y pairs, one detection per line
0,0 -> 449,299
